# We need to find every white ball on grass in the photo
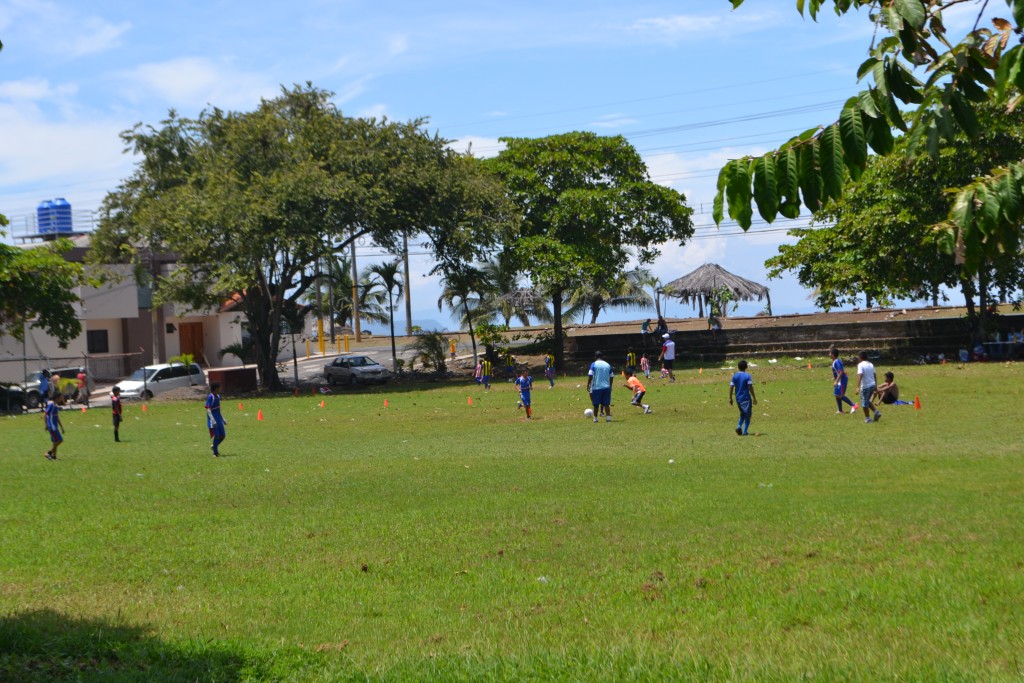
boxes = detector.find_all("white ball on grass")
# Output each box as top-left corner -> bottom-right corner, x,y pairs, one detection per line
584,408 -> 594,418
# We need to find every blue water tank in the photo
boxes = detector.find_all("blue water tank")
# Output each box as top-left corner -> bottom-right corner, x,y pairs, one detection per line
36,200 -> 54,234
52,197 -> 73,233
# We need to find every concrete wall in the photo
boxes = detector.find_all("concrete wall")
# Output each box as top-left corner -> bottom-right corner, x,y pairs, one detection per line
566,314 -> 1024,368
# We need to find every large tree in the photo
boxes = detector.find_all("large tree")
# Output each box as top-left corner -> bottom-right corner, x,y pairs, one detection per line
717,0 -> 1024,278
0,226 -> 84,346
767,101 -> 1024,326
485,132 -> 694,368
92,85 -> 505,389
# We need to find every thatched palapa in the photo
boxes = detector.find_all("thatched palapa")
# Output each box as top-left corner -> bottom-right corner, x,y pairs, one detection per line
661,263 -> 771,316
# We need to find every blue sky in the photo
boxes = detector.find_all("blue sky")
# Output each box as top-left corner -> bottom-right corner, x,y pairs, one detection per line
0,1 -> 993,328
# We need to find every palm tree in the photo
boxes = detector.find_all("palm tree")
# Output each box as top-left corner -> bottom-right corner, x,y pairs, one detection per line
566,268 -> 654,324
479,253 -> 551,326
438,265 -> 493,365
366,259 -> 404,373
302,255 -> 388,332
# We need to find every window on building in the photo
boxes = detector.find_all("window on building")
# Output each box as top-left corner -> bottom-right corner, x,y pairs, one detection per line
86,330 -> 109,354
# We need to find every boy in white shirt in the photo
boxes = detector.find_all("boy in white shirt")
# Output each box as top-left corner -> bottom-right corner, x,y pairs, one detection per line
856,351 -> 882,423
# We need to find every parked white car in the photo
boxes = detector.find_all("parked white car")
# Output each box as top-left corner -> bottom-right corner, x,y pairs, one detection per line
115,362 -> 206,400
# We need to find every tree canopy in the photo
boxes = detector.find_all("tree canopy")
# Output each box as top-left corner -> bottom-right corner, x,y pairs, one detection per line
485,131 -> 694,367
92,84 -> 507,389
766,100 -> 1024,325
716,0 -> 1024,274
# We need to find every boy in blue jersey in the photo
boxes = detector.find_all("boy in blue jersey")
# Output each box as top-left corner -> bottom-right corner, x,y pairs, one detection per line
205,381 -> 227,457
830,347 -> 856,414
515,367 -> 534,419
43,393 -> 65,460
729,359 -> 757,436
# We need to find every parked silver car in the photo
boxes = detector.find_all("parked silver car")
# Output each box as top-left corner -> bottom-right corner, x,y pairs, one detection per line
323,355 -> 390,386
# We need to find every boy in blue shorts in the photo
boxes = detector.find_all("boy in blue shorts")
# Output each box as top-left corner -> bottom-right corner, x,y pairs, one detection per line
830,347 -> 856,414
587,351 -> 614,423
206,381 -> 227,456
543,353 -> 555,388
515,367 -> 534,419
43,393 -> 65,460
480,358 -> 492,390
729,359 -> 757,436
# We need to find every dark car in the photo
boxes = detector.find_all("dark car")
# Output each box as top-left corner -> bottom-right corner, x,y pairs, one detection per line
0,384 -> 25,414
323,355 -> 390,386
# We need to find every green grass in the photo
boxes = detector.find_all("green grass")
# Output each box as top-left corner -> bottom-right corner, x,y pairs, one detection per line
2,358 -> 1023,681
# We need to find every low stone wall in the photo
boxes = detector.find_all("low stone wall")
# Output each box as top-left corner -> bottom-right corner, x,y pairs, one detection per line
566,313 -> 1024,364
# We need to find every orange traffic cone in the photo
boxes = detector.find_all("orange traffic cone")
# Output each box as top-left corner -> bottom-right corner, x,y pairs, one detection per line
807,362 -> 812,369
257,409 -> 264,421
384,399 -> 390,408
699,367 -> 703,375
141,403 -> 147,413
81,406 -> 86,413
467,396 -> 473,405
319,399 -> 325,408
238,402 -> 244,410
914,396 -> 922,410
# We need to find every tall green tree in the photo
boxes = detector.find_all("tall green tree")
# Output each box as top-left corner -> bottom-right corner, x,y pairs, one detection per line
766,101 -> 1024,330
92,84 -> 505,389
717,0 -> 1024,278
0,226 -> 84,346
485,132 -> 693,368
366,259 -> 404,373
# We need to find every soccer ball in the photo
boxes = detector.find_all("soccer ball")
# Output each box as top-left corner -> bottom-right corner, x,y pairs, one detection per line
584,408 -> 594,418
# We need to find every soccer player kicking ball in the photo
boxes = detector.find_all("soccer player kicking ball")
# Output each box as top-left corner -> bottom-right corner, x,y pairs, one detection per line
515,368 -> 534,419
624,370 -> 652,414
729,360 -> 757,436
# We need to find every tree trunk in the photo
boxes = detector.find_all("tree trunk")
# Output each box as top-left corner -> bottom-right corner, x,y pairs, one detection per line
464,302 -> 478,365
978,268 -> 990,340
388,291 -> 398,373
552,287 -> 564,371
960,272 -> 977,336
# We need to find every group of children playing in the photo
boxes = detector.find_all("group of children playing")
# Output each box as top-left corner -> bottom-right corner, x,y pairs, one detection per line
41,346 -> 906,459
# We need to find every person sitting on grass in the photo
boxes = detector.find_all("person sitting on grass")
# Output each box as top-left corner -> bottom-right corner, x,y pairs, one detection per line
872,371 -> 899,405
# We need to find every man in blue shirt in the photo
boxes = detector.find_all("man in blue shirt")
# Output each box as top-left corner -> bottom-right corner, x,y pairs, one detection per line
205,381 -> 227,457
729,359 -> 757,436
587,351 -> 614,423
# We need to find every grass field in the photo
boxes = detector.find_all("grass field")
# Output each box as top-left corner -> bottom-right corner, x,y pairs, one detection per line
2,358 -> 1023,681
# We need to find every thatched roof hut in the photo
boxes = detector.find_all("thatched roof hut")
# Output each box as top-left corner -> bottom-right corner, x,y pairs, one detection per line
661,263 -> 771,317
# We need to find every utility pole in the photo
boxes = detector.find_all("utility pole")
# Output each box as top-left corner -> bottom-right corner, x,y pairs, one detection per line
402,231 -> 413,336
351,239 -> 361,342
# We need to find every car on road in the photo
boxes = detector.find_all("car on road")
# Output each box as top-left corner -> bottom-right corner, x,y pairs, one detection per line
0,384 -> 25,414
22,367 -> 96,409
115,362 -> 206,400
323,355 -> 390,386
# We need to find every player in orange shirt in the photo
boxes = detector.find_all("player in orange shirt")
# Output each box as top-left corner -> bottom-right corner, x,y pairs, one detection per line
623,370 -> 652,415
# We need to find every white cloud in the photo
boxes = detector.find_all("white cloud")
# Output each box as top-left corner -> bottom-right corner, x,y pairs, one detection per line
0,1 -> 129,57
0,103 -> 131,207
628,11 -> 779,42
387,34 -> 410,56
447,136 -> 505,158
118,57 -> 279,112
357,103 -> 389,120
0,78 -> 57,101
589,113 -> 639,129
